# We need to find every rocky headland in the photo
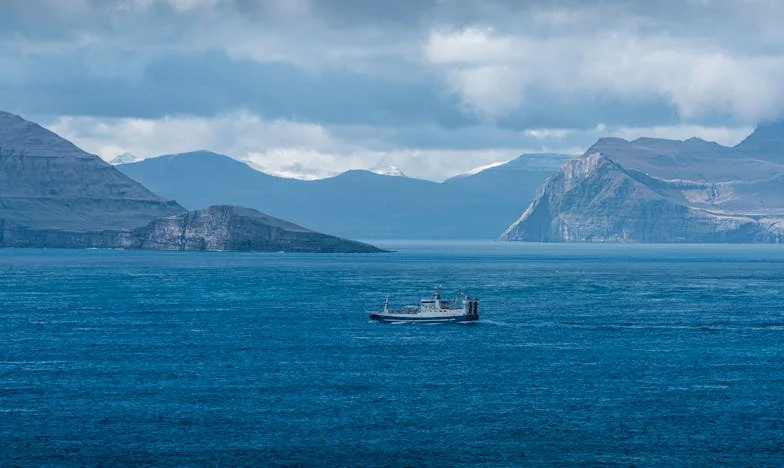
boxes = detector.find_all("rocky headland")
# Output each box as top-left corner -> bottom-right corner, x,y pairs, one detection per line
134,205 -> 384,252
501,125 -> 784,243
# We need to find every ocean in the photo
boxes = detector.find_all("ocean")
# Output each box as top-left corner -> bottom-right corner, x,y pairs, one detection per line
1,243 -> 783,466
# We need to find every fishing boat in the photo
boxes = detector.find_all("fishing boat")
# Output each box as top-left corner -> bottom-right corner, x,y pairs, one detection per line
367,287 -> 479,323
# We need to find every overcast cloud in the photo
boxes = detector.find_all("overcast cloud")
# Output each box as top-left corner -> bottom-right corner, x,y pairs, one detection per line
1,0 -> 781,180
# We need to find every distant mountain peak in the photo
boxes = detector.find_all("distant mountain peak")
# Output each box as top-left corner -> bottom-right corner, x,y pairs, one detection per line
504,153 -> 574,169
161,149 -> 231,160
460,161 -> 509,177
110,152 -> 140,165
335,169 -> 378,178
150,150 -> 263,172
684,137 -> 706,143
632,136 -> 680,144
594,136 -> 630,145
735,120 -> 784,156
632,136 -> 722,150
370,165 -> 407,177
0,111 -> 91,159
585,137 -> 632,155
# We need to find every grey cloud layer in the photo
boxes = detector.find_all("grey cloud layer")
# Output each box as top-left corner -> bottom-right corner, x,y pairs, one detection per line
1,0 -> 781,179
4,0 -> 783,127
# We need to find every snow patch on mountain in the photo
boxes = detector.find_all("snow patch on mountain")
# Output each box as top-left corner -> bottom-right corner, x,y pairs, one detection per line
371,165 -> 407,177
241,159 -> 338,180
110,152 -> 141,165
462,161 -> 509,176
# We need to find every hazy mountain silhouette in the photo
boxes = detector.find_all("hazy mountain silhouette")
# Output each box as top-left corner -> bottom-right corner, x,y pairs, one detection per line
119,151 -> 572,239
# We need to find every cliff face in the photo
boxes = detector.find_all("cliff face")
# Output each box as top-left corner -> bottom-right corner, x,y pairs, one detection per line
0,219 -> 138,249
134,205 -> 385,253
0,205 -> 385,252
502,129 -> 784,243
0,111 -> 185,237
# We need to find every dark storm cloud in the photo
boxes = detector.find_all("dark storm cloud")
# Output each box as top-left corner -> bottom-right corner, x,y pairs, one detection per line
0,0 -> 781,179
3,0 -> 784,128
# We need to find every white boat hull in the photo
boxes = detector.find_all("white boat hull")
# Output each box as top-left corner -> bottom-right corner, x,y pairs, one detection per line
367,288 -> 479,323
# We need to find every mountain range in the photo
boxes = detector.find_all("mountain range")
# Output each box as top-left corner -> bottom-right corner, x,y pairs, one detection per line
502,124 -> 784,242
7,107 -> 783,245
0,111 -> 382,252
118,151 -> 572,240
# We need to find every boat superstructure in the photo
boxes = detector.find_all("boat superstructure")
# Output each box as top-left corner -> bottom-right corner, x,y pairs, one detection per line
367,287 -> 479,323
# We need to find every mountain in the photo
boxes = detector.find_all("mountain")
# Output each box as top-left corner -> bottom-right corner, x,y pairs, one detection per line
241,159 -> 336,180
371,165 -> 407,177
447,153 -> 570,181
118,151 -> 572,239
734,121 -> 784,160
0,110 -> 185,240
0,113 -> 384,252
135,205 -> 384,252
444,153 -> 571,185
501,129 -> 784,243
110,152 -> 140,165
454,161 -> 509,177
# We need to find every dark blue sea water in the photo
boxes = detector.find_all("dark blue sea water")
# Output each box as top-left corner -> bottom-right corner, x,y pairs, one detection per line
1,243 -> 783,466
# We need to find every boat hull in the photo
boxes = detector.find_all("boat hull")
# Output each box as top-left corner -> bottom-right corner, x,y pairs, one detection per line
368,312 -> 478,323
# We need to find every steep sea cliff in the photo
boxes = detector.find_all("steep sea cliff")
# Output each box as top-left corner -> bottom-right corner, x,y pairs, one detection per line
502,128 -> 784,243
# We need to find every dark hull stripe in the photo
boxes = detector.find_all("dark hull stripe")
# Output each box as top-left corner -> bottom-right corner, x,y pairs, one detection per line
368,313 -> 478,323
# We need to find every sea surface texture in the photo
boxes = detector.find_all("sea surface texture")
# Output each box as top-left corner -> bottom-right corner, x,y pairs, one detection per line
1,243 -> 783,466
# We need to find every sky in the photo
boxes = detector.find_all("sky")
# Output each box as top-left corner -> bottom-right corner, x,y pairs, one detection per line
2,0 -> 783,180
